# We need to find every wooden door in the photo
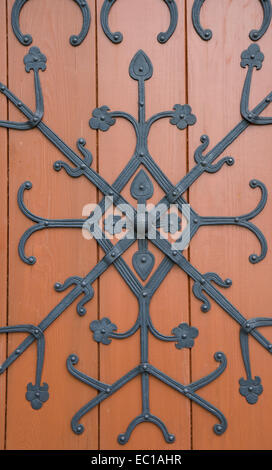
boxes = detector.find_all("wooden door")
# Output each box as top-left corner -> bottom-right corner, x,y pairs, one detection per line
0,0 -> 272,450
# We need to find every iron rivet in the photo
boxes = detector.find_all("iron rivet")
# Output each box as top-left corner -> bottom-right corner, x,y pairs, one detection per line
144,414 -> 149,419
34,329 -> 39,335
142,291 -> 147,297
106,388 -> 111,393
250,55 -> 255,60
139,67 -> 143,72
202,305 -> 208,311
217,425 -> 223,431
15,349 -> 20,355
71,356 -> 76,362
33,116 -> 38,122
82,281 -> 86,287
182,334 -> 187,339
266,97 -> 271,103
72,38 -> 78,44
111,252 -> 116,258
252,180 -> 257,186
248,386 -> 253,392
44,221 -> 49,226
252,255 -> 257,261
246,323 -> 250,328
114,34 -> 119,40
100,116 -> 105,121
0,366 -> 3,372
79,138 -> 84,144
160,35 -> 165,42
217,353 -> 222,359
143,364 -> 148,370
226,279 -> 232,285
139,184 -> 144,190
201,161 -> 207,167
18,101 -> 22,107
204,31 -> 210,37
139,152 -> 145,158
169,434 -> 175,441
0,85 -> 5,91
139,101 -> 144,107
120,436 -> 125,441
141,256 -> 146,263
77,426 -> 82,432
200,278 -> 205,285
101,329 -> 106,334
193,218 -> 198,224
248,113 -> 253,119
23,37 -> 29,43
234,217 -> 239,223
172,190 -> 177,196
80,308 -> 84,313
81,164 -> 86,169
35,392 -> 40,397
268,345 -> 272,350
253,32 -> 258,38
173,250 -> 177,256
184,388 -> 189,394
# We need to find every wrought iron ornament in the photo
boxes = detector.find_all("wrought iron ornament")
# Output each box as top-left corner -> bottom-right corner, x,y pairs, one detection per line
192,0 -> 272,41
101,0 -> 178,44
0,42 -> 272,444
11,0 -> 91,47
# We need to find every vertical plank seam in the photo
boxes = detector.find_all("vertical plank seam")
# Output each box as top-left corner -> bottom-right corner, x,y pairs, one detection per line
184,0 -> 193,451
94,0 -> 101,452
4,0 -> 9,451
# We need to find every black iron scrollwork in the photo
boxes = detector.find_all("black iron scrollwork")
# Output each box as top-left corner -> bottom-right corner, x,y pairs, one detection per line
0,325 -> 48,410
11,0 -> 91,47
0,43 -> 272,443
192,0 -> 272,41
101,0 -> 178,44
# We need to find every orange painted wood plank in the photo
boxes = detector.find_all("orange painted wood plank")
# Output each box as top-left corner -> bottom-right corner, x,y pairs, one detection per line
0,0 -> 7,451
96,0 -> 191,450
187,0 -> 272,450
6,0 -> 98,449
